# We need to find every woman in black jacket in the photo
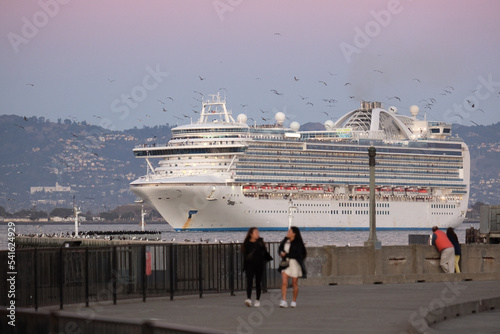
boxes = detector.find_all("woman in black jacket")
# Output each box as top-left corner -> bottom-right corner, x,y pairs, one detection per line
278,226 -> 307,308
242,227 -> 269,307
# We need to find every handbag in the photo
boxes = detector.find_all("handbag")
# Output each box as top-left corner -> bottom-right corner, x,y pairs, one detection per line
279,258 -> 289,268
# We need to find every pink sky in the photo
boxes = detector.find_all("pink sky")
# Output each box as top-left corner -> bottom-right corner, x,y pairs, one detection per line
1,0 -> 499,129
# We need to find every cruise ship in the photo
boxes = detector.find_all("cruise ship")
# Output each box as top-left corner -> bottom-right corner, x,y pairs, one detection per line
130,94 -> 470,231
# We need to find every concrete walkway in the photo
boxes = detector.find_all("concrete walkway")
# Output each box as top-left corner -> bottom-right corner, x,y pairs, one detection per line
57,280 -> 500,334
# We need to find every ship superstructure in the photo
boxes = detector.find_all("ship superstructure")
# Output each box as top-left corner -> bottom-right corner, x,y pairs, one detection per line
130,95 -> 469,230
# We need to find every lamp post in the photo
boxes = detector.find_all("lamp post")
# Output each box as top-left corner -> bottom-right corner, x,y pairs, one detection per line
365,146 -> 381,249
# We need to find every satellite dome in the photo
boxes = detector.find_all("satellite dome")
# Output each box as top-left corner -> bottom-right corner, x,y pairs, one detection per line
275,112 -> 286,125
388,106 -> 398,114
236,114 -> 247,124
290,121 -> 300,131
409,105 -> 419,117
324,120 -> 335,130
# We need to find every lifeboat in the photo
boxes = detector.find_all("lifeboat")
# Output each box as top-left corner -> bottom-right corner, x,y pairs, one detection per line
379,187 -> 392,195
300,186 -> 313,192
242,185 -> 258,192
286,186 -> 299,193
417,188 -> 429,196
311,187 -> 324,193
354,187 -> 369,194
393,187 -> 405,196
260,185 -> 274,193
274,186 -> 286,192
406,188 -> 418,196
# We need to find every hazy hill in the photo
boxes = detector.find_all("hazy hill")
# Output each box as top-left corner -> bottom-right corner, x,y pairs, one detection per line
0,116 -> 498,215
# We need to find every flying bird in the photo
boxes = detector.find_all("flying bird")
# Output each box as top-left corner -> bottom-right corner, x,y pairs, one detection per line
198,76 -> 206,81
260,109 -> 269,114
470,120 -> 479,126
157,99 -> 165,104
345,82 -> 351,86
26,83 -> 35,86
446,86 -> 454,91
373,69 -> 383,74
194,90 -> 203,96
319,80 -> 327,86
270,89 -> 283,96
23,116 -> 28,121
162,108 -> 167,112
387,96 -> 401,102
15,124 -> 24,129
261,117 -> 269,121
167,97 -> 174,101
476,108 -> 484,113
294,76 -> 299,81
299,95 -> 309,100
306,102 -> 314,106
71,133 -> 78,137
322,111 -> 329,116
413,78 -> 421,83
328,72 -> 337,76
107,78 -> 115,83
241,104 -> 248,107
274,32 -> 280,36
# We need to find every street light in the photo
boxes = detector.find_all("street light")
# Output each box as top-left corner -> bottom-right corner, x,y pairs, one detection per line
364,146 -> 381,249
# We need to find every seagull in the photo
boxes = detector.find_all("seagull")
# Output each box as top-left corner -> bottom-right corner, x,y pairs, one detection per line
345,82 -> 351,86
299,95 -> 309,100
294,76 -> 299,81
413,78 -> 421,83
107,78 -> 115,83
270,89 -> 283,96
93,152 -> 99,156
260,109 -> 269,114
93,115 -> 102,119
157,99 -> 165,105
145,114 -> 151,118
470,120 -> 479,126
26,83 -> 35,86
328,71 -> 337,76
349,96 -> 355,99
71,133 -> 78,137
162,108 -> 168,112
322,111 -> 329,116
306,102 -> 314,106
373,69 -> 383,74
444,89 -> 452,94
476,108 -> 484,113
451,113 -> 463,120
194,90 -> 203,96
274,32 -> 280,36
183,114 -> 190,118
241,104 -> 248,107
319,80 -> 327,86
167,97 -> 174,101
15,124 -> 25,129
446,86 -> 454,91
23,116 -> 28,121
173,116 -> 183,120
219,87 -> 228,92
387,96 -> 401,102
198,76 -> 206,80
261,117 -> 269,121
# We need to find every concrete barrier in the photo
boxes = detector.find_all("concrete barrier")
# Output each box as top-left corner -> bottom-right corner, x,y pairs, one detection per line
303,244 -> 500,286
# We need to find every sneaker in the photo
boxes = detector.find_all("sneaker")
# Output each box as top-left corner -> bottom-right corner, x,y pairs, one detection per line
290,301 -> 296,308
244,299 -> 252,307
254,300 -> 261,308
279,300 -> 288,308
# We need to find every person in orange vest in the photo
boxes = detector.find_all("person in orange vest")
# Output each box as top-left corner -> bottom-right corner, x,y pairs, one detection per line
431,226 -> 455,273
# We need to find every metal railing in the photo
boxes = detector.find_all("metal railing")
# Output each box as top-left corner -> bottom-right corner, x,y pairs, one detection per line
0,242 -> 281,310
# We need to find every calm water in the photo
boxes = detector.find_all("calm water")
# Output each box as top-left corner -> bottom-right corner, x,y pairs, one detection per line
1,221 -> 477,251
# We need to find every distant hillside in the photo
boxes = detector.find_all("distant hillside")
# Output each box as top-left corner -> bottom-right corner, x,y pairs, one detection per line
0,116 -> 498,215
0,115 -> 173,213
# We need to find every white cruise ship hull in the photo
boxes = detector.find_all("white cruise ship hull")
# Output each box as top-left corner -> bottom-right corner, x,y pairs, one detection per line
130,181 -> 467,231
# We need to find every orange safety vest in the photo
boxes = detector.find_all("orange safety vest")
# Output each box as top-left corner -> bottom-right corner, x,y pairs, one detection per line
434,230 -> 453,252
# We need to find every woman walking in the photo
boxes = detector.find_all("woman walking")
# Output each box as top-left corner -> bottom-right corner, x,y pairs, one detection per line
278,226 -> 307,308
446,227 -> 461,273
242,227 -> 269,307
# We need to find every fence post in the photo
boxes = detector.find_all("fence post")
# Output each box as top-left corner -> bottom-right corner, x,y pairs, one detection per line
34,248 -> 38,310
85,247 -> 89,307
142,245 -> 147,303
198,244 -> 203,298
229,243 -> 235,296
59,247 -> 64,310
50,311 -> 59,334
169,244 -> 175,300
112,246 -> 117,305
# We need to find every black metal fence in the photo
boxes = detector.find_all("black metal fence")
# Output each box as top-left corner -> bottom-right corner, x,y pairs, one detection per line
0,242 -> 281,309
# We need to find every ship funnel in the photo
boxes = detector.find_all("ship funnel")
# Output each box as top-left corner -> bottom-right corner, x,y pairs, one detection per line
360,101 -> 382,110
370,102 -> 382,109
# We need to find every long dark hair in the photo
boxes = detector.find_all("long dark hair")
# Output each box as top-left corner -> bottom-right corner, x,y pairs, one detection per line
290,226 -> 307,258
446,227 -> 459,244
242,227 -> 258,253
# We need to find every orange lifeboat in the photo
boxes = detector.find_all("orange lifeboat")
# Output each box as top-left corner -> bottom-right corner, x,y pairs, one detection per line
417,189 -> 429,196
406,188 -> 418,196
354,187 -> 369,194
311,187 -> 324,192
300,186 -> 313,192
379,187 -> 392,195
260,185 -> 273,192
286,186 -> 299,193
393,187 -> 405,195
274,186 -> 286,192
243,185 -> 258,192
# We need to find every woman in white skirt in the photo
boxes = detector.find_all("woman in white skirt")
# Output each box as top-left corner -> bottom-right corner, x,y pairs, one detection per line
278,226 -> 307,308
